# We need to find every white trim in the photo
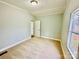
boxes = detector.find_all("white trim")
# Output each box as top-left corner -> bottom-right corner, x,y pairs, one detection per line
0,0 -> 31,14
41,36 -> 65,58
67,44 -> 76,59
72,8 -> 79,15
60,42 -> 66,59
0,37 -> 31,53
67,31 -> 76,59
32,7 -> 64,16
41,36 -> 61,41
0,0 -> 64,16
0,1 -> 22,10
67,8 -> 79,59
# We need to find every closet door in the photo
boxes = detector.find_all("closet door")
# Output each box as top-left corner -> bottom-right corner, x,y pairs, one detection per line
35,21 -> 41,37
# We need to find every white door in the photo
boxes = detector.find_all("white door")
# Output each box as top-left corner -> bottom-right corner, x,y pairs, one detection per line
35,21 -> 40,37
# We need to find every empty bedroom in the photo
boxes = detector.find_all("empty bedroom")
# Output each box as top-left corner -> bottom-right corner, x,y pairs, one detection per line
0,0 -> 79,59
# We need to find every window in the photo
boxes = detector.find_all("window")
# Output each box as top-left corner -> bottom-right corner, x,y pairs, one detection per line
67,8 -> 79,59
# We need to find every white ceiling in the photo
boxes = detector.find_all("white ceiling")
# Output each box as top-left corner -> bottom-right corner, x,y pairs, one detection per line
0,0 -> 66,16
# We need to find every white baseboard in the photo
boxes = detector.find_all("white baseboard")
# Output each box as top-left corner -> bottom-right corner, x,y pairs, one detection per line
41,36 -> 65,58
0,37 -> 31,53
61,42 -> 66,59
41,36 -> 61,42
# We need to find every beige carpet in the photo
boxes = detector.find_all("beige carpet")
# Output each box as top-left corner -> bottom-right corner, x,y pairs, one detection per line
0,37 -> 64,59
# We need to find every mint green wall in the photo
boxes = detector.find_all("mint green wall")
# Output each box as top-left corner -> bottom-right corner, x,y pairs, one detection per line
62,0 -> 79,59
36,14 -> 63,39
0,2 -> 33,51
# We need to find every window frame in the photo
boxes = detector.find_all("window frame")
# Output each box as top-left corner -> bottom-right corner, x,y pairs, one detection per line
67,8 -> 79,59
